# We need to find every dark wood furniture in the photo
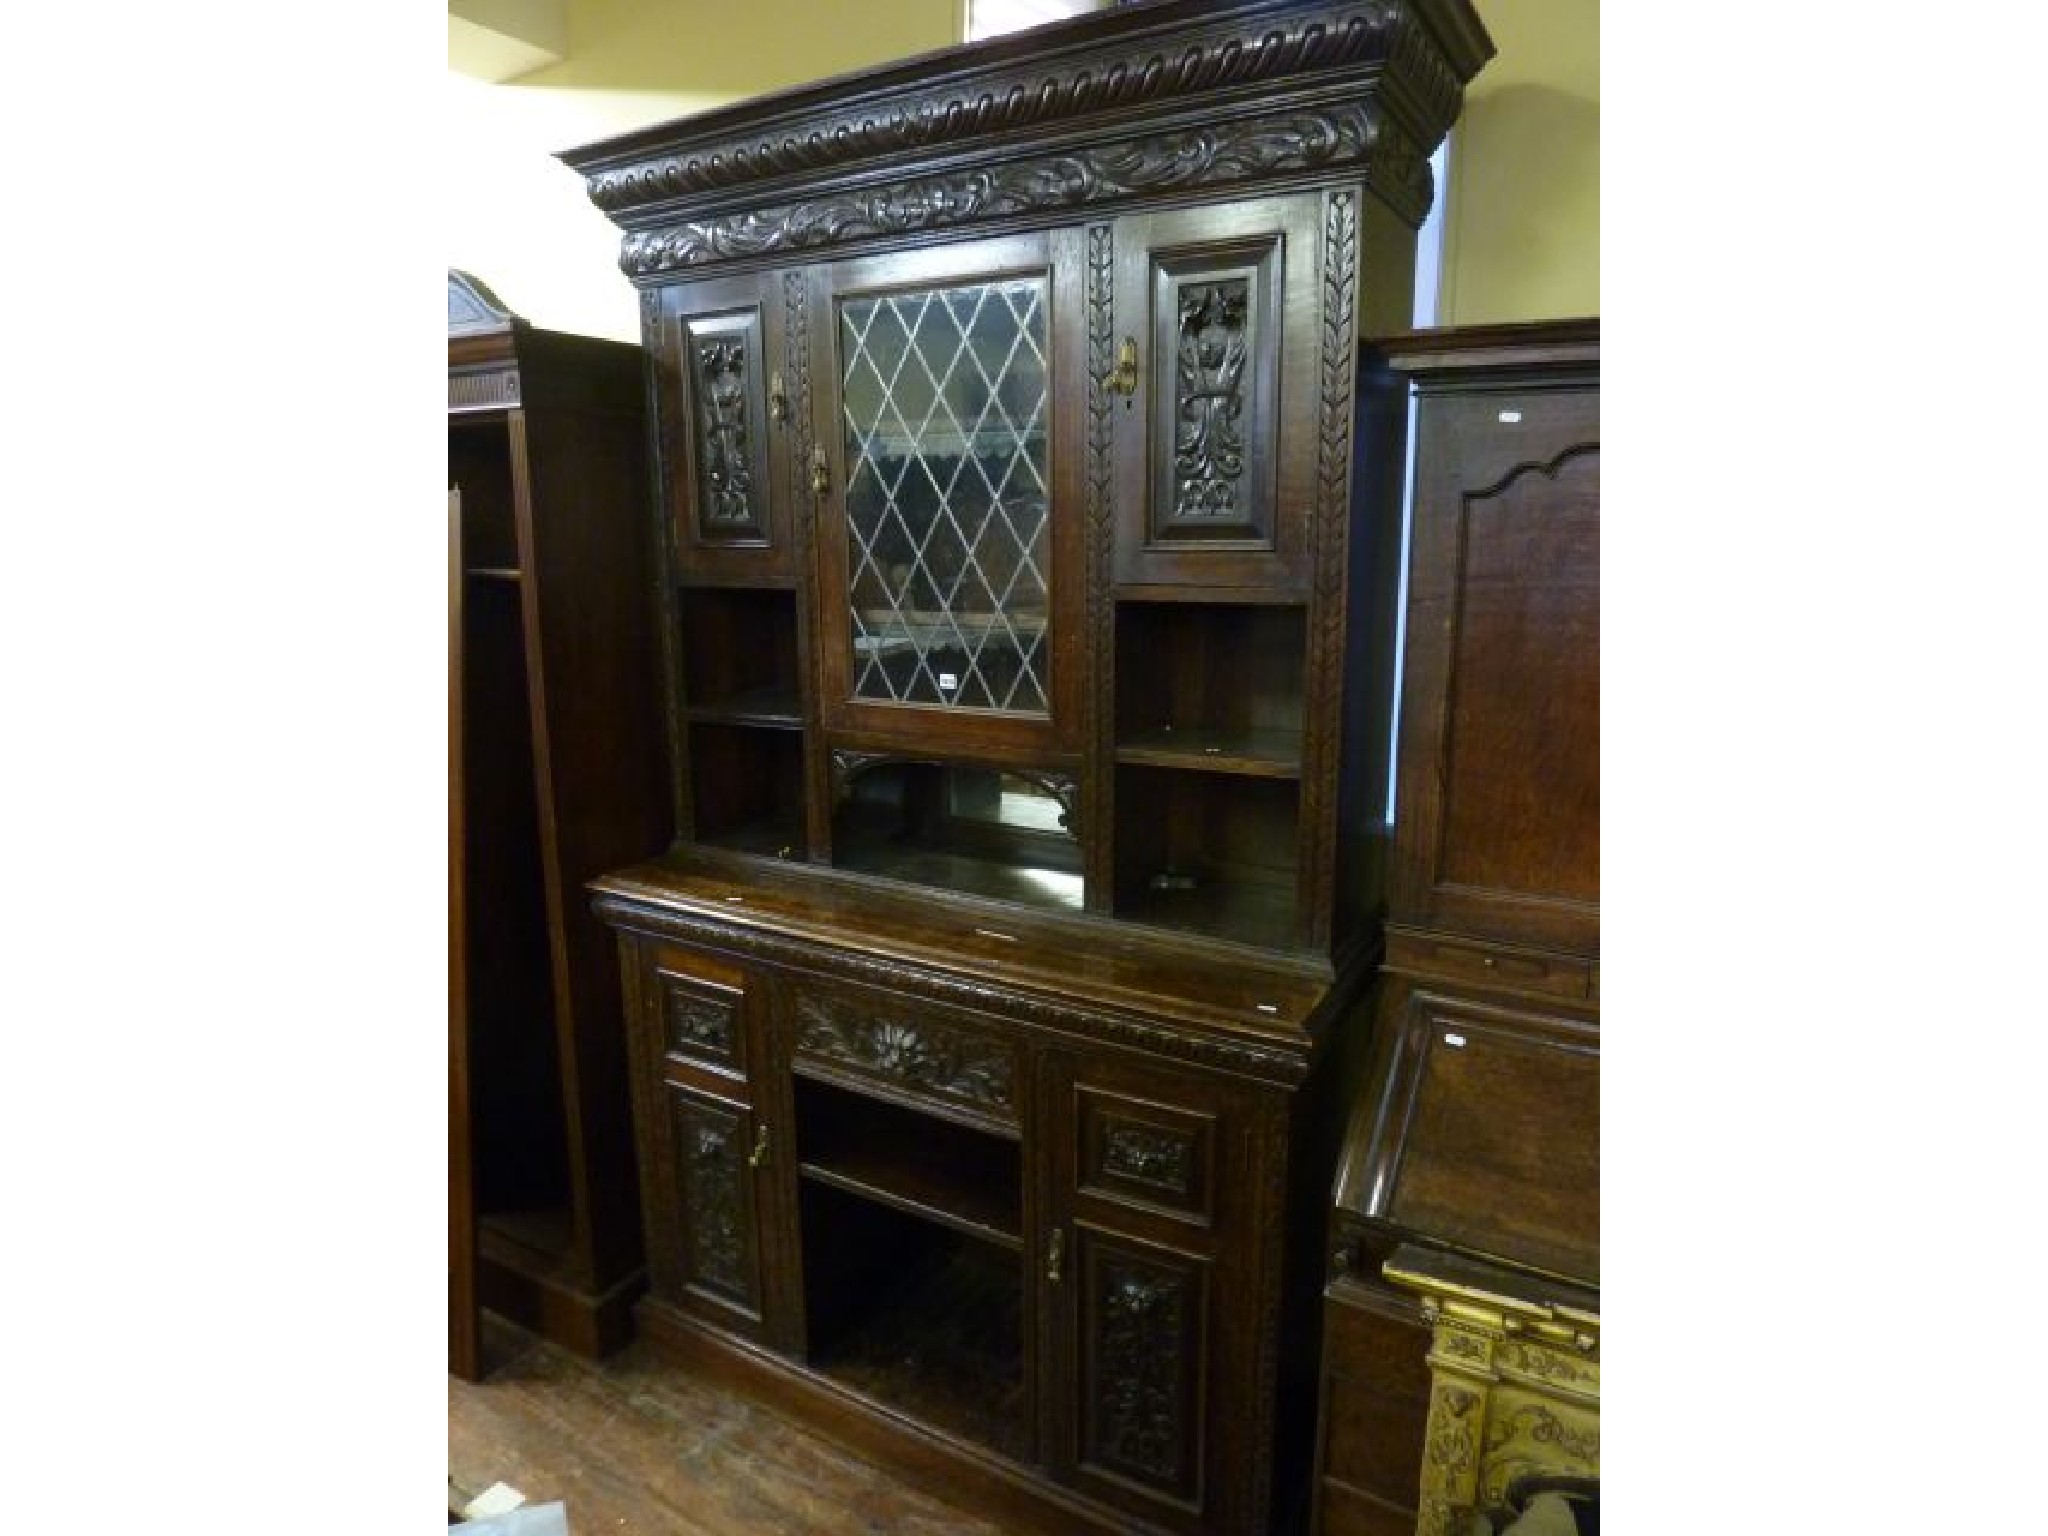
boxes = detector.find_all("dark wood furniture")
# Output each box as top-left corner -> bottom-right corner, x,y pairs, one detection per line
1311,319 -> 1599,1536
558,6 -> 1493,1531
448,271 -> 669,1360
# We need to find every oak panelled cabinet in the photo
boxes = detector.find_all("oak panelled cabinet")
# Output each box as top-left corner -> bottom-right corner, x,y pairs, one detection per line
558,5 -> 1493,1532
1313,321 -> 1600,1536
448,272 -> 668,1365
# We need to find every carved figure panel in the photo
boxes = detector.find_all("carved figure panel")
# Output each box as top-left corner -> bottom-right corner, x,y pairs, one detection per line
670,1091 -> 757,1311
1145,239 -> 1281,550
679,307 -> 770,544
1081,1237 -> 1205,1504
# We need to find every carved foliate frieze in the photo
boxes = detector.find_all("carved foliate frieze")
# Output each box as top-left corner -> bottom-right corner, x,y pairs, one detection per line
794,993 -> 1014,1112
1090,1250 -> 1196,1493
1084,221 -> 1117,899
617,103 -> 1384,277
1419,1380 -> 1482,1531
673,1095 -> 751,1304
448,369 -> 521,412
1171,281 -> 1250,519
1497,1337 -> 1600,1396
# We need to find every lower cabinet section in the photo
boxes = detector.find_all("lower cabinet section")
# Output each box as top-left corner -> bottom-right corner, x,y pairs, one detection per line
609,920 -> 1302,1535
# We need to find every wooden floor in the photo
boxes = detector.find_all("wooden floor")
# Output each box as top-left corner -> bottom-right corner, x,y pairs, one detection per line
449,1316 -> 1013,1535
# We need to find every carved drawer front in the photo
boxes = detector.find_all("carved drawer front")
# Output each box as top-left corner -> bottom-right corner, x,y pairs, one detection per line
657,968 -> 747,1078
1076,1228 -> 1210,1512
790,988 -> 1017,1131
1076,1087 -> 1215,1228
664,1085 -> 765,1323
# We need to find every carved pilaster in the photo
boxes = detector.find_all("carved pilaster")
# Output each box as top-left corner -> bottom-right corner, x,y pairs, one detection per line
1084,220 -> 1116,906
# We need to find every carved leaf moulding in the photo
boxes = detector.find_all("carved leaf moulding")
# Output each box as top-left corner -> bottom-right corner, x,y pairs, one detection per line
577,2 -> 1471,215
616,102 -> 1414,278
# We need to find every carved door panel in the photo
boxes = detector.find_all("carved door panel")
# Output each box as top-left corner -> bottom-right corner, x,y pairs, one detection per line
665,1084 -> 769,1325
1111,191 -> 1336,594
1039,1052 -> 1264,1533
657,271 -> 795,584
632,942 -> 799,1349
807,231 -> 1088,757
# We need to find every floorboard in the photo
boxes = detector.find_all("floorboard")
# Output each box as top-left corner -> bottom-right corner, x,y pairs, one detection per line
449,1316 -> 1014,1535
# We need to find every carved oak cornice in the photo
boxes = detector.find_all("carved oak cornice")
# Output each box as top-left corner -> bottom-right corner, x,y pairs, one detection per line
618,102 -> 1392,278
563,0 -> 1488,277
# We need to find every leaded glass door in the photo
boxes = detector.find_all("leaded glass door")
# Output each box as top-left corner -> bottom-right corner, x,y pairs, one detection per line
811,233 -> 1084,755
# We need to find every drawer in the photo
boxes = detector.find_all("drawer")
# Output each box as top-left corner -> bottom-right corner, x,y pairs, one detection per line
1385,928 -> 1592,1001
789,986 -> 1018,1131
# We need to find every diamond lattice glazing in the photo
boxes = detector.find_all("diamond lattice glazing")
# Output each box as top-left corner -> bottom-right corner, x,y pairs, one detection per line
840,278 -> 1050,713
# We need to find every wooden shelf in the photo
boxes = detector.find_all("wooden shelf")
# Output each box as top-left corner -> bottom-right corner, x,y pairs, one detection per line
682,687 -> 803,728
1115,725 -> 1303,779
795,1078 -> 1022,1251
1120,875 -> 1298,953
699,819 -> 803,860
799,1154 -> 1021,1251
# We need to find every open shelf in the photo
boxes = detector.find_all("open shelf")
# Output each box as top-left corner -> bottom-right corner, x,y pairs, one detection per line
832,760 -> 1082,913
799,1184 -> 1028,1462
1114,764 -> 1300,950
1115,725 -> 1303,779
450,420 -> 521,573
689,721 -> 805,854
794,1076 -> 1022,1250
1115,602 -> 1305,779
680,588 -> 802,725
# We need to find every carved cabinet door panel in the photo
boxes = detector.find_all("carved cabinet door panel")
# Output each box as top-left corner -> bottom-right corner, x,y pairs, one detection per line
1111,191 -> 1337,595
656,271 -> 795,584
630,942 -> 800,1350
1038,1051 -> 1264,1533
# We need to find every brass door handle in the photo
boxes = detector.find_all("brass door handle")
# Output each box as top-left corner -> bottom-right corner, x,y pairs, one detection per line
748,1126 -> 770,1169
769,371 -> 789,424
809,445 -> 831,496
1107,336 -> 1139,396
1046,1227 -> 1064,1283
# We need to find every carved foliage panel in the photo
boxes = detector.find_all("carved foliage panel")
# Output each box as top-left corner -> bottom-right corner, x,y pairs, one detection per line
678,306 -> 772,545
1077,1086 -> 1214,1226
1078,1231 -> 1207,1508
659,969 -> 743,1076
1145,238 -> 1282,547
792,991 -> 1016,1125
669,1088 -> 760,1315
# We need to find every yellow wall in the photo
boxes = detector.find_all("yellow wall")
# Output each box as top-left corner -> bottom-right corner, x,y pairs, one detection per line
1440,0 -> 1599,323
446,0 -> 1596,340
447,0 -> 959,341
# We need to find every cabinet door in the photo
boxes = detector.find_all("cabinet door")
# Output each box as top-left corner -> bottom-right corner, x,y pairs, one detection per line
808,231 -> 1087,757
630,943 -> 799,1347
1039,1053 -> 1267,1533
658,271 -> 795,584
1112,192 -> 1331,594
